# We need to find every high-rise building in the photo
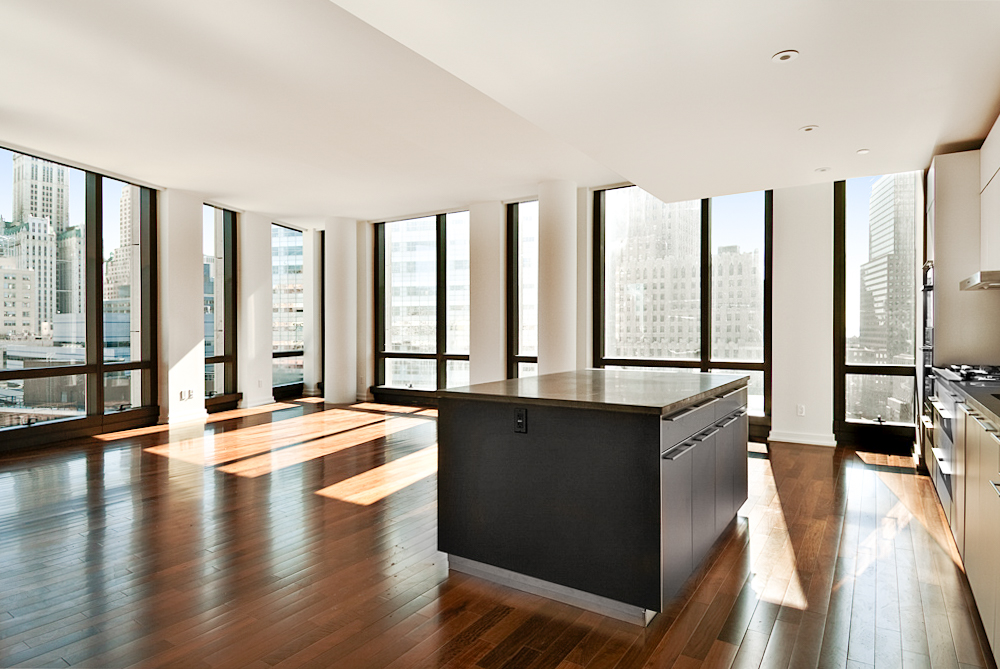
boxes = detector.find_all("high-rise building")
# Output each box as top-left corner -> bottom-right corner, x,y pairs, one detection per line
2,217 -> 56,334
103,185 -> 140,301
0,257 -> 36,339
848,172 -> 919,423
856,173 -> 917,364
12,154 -> 70,235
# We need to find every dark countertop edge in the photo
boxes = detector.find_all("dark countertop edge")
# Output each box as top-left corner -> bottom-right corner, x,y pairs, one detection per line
437,376 -> 748,417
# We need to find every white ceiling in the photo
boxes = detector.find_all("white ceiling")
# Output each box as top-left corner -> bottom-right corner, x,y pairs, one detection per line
3,0 -> 1000,225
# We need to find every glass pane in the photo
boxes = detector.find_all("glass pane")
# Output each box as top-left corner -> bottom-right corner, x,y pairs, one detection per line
272,224 -> 304,354
103,178 -> 141,363
517,201 -> 539,356
517,362 -> 538,378
384,358 -> 436,391
204,205 -> 224,360
0,374 -> 86,426
205,363 -> 225,398
384,217 -> 436,353
846,173 -> 919,366
710,368 -> 764,417
445,360 -> 469,388
846,374 -> 915,425
710,192 -> 764,363
446,212 -> 470,354
273,356 -> 303,387
0,149 -> 86,369
603,186 -> 701,361
104,370 -> 141,413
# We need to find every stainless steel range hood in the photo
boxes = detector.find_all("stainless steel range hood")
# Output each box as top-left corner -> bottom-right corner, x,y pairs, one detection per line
960,270 -> 1000,290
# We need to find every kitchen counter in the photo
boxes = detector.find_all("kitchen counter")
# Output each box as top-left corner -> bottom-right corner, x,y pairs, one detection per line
956,380 -> 1000,425
438,368 -> 747,415
437,369 -> 748,626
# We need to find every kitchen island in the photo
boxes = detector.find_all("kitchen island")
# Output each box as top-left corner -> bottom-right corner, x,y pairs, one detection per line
437,369 -> 748,626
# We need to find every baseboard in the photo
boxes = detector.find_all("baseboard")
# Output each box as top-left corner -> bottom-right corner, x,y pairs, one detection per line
447,555 -> 657,627
768,430 -> 837,447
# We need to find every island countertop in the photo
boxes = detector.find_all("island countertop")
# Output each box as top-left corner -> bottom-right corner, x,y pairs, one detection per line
438,368 -> 747,416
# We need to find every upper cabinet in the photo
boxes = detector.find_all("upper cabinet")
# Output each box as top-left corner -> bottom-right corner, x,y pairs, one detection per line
981,119 -> 1000,271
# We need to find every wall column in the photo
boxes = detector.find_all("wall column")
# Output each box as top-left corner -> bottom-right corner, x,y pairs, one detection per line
770,183 -> 836,446
302,228 -> 323,396
237,212 -> 275,408
469,201 -> 505,384
537,180 -> 578,375
325,217 -> 357,403
158,189 -> 208,424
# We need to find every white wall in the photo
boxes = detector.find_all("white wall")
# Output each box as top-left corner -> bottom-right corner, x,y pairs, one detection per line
575,187 -> 593,370
537,180 -> 578,375
158,189 -> 209,424
770,183 -> 837,447
237,212 -> 276,408
469,201 -> 506,384
324,217 -> 358,403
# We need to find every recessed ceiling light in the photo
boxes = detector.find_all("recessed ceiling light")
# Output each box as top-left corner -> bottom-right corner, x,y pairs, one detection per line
772,50 -> 799,63
815,167 -> 831,173
799,125 -> 819,133
856,148 -> 870,155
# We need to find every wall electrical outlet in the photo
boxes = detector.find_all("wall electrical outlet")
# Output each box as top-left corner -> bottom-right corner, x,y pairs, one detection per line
514,408 -> 527,433
796,404 -> 806,417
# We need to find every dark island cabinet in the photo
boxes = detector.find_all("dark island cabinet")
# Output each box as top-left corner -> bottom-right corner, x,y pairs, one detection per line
437,369 -> 749,625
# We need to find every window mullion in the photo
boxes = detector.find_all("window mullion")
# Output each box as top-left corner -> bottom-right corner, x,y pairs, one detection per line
700,197 -> 711,371
85,173 -> 103,416
436,214 -> 447,389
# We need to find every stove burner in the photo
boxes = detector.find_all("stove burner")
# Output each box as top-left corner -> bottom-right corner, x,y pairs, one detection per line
949,364 -> 1000,382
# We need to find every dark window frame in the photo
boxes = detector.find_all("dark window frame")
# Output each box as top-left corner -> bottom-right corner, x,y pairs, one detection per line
373,212 -> 470,399
592,186 -> 773,440
833,179 -> 917,452
205,207 -> 240,412
506,201 -> 539,379
271,221 -> 305,399
0,150 -> 159,450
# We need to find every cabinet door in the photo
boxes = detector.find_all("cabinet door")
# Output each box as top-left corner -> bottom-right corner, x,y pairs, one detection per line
735,411 -> 749,513
715,416 -> 736,534
661,442 -> 694,605
980,428 -> 1000,650
954,404 -> 969,557
691,428 -> 718,567
965,414 -> 984,608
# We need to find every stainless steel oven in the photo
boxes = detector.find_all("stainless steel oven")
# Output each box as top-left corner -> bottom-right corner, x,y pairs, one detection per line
931,372 -> 962,514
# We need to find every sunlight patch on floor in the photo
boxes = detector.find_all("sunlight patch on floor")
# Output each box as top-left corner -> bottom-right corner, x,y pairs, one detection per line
218,416 -> 427,477
316,444 -> 438,506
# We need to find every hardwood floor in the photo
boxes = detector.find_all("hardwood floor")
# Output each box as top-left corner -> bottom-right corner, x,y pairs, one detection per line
0,400 -> 995,669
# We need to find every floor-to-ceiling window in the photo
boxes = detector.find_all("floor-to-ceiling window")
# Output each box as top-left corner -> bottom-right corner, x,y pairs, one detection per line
0,147 -> 157,448
834,173 -> 921,449
374,212 -> 470,398
506,200 -> 538,378
204,205 -> 238,411
594,185 -> 772,438
272,223 -> 304,397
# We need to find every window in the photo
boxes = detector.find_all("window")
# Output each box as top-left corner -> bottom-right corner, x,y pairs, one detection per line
595,185 -> 772,425
272,223 -> 304,391
835,174 -> 920,448
506,201 -> 538,378
0,148 -> 156,436
204,205 -> 237,405
375,212 -> 470,391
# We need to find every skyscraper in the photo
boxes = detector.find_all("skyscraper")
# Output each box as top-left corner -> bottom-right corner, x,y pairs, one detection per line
12,154 -> 70,235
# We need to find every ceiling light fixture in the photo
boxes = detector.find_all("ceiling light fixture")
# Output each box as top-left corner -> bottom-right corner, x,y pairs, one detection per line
815,167 -> 831,173
856,148 -> 870,155
799,125 -> 819,133
772,50 -> 799,63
